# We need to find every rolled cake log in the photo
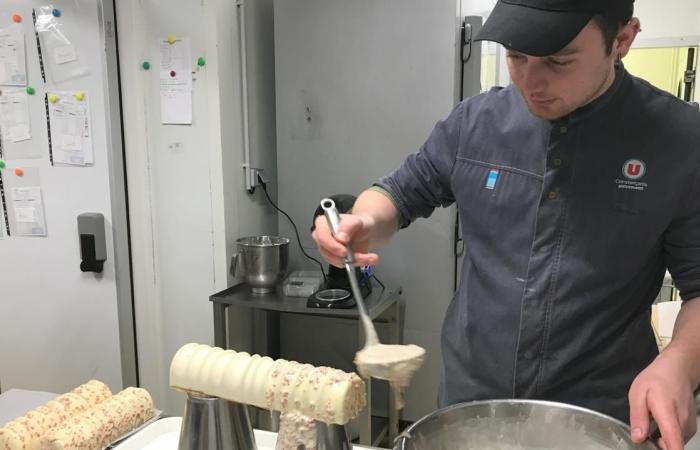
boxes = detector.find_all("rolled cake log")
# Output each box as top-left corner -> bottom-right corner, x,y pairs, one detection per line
43,387 -> 154,450
0,380 -> 111,450
170,343 -> 366,425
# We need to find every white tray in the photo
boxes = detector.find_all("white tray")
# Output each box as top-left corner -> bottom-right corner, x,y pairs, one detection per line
114,417 -> 181,450
114,418 -> 279,450
115,417 -> 382,449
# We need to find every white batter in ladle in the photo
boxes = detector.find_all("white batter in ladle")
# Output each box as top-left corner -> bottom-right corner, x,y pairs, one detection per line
321,199 -> 425,408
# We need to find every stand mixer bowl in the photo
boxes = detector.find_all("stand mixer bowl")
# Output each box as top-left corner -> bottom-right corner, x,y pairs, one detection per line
230,236 -> 290,293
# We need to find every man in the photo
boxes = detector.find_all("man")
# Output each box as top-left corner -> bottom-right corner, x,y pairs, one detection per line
312,1 -> 700,449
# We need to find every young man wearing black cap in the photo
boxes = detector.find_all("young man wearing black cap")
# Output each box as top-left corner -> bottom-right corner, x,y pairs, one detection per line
312,1 -> 700,449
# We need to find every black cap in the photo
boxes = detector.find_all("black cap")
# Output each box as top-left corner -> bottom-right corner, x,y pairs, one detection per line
475,0 -> 634,57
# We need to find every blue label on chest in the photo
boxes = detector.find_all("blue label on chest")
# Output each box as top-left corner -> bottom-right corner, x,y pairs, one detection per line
485,168 -> 500,190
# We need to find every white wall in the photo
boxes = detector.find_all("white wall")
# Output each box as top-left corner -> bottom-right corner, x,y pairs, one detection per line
635,0 -> 700,39
274,0 -> 462,421
116,0 -> 276,415
461,0 -> 496,16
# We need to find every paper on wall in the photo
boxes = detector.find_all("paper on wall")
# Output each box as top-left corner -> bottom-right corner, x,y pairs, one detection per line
54,44 -> 77,65
0,89 -> 31,143
47,91 -> 94,166
159,37 -> 192,125
34,6 -> 89,83
0,27 -> 27,86
11,186 -> 46,236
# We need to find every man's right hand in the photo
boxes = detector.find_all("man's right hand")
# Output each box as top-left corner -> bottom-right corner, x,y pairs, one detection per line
312,213 -> 380,268
312,188 -> 400,268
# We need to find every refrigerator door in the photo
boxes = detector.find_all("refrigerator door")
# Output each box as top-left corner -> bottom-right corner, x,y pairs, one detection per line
0,0 -> 134,394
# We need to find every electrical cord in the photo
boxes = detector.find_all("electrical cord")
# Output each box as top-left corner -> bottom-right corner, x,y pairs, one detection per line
260,183 -> 327,283
371,274 -> 386,292
362,264 -> 385,293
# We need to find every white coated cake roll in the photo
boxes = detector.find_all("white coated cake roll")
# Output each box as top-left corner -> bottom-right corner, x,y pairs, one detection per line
0,380 -> 112,450
43,387 -> 154,450
170,343 -> 366,424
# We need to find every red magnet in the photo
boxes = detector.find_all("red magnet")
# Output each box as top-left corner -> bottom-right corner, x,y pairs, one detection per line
170,70 -> 177,77
14,167 -> 24,177
12,14 -> 22,23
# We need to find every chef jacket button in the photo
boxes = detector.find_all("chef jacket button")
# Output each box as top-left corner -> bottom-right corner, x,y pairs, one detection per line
548,191 -> 558,200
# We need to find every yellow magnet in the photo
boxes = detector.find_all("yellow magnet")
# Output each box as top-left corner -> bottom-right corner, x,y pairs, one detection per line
48,94 -> 59,104
166,34 -> 177,45
74,92 -> 85,101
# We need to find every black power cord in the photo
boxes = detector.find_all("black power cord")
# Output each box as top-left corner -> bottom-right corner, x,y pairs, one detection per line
260,182 -> 327,284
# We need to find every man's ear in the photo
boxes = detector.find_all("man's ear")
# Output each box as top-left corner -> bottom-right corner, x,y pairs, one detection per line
615,18 -> 641,59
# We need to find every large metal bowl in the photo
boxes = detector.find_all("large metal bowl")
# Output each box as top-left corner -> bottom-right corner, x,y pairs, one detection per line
394,400 -> 659,450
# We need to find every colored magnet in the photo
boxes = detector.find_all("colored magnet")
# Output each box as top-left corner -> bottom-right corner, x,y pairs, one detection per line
197,56 -> 206,67
74,92 -> 85,101
170,70 -> 176,78
166,34 -> 177,45
14,167 -> 24,177
26,86 -> 35,95
142,61 -> 151,70
12,14 -> 21,23
48,94 -> 59,103
0,160 -> 5,169
52,8 -> 61,17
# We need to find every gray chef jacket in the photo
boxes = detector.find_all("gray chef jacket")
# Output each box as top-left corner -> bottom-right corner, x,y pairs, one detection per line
376,64 -> 700,421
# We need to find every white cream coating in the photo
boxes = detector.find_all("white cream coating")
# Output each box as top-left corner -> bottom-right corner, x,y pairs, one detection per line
355,344 -> 425,387
169,343 -> 366,424
170,343 -> 274,409
275,412 -> 316,450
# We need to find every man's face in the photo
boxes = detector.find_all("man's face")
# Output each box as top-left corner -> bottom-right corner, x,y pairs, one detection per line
506,21 -> 617,120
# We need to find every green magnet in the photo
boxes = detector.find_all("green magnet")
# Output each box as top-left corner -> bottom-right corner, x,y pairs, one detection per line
26,86 -> 35,95
142,61 -> 151,70
0,159 -> 5,169
197,56 -> 206,67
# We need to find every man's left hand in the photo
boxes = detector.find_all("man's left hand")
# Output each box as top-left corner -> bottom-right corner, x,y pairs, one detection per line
628,349 -> 698,450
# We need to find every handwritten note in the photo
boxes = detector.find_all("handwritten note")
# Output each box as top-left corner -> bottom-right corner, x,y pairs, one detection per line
159,37 -> 192,125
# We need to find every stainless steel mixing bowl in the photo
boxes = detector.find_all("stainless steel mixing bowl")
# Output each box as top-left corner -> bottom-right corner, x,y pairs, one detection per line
230,235 -> 290,293
394,400 -> 659,450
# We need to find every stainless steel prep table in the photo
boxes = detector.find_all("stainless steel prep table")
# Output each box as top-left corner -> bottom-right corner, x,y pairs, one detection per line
210,282 -> 403,447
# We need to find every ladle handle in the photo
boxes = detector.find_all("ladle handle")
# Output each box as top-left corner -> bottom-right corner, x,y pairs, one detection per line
321,198 -> 379,346
648,386 -> 700,443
